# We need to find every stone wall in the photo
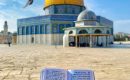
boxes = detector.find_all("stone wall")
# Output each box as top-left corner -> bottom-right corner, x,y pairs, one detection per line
17,34 -> 64,45
12,36 -> 17,44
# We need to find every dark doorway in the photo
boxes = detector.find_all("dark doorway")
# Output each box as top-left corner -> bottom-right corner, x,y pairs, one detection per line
94,29 -> 102,34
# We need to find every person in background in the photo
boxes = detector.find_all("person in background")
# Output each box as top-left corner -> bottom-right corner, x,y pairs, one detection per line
8,42 -> 11,47
7,36 -> 12,47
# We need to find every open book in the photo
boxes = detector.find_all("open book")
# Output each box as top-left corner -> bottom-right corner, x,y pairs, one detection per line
40,68 -> 95,80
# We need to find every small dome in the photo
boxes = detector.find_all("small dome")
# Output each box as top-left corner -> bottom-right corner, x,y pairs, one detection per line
77,10 -> 96,21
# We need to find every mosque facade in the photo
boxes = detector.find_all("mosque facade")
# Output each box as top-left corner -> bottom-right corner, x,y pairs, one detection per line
17,0 -> 114,47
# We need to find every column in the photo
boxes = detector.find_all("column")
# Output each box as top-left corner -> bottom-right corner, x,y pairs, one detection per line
79,36 -> 80,47
97,36 -> 98,46
108,35 -> 110,45
25,27 -> 27,44
103,36 -> 107,47
106,36 -> 108,47
89,35 -> 93,47
33,26 -> 35,44
75,35 -> 78,47
44,24 -> 46,45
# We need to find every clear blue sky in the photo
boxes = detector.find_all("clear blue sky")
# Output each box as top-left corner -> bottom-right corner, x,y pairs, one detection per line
0,0 -> 130,33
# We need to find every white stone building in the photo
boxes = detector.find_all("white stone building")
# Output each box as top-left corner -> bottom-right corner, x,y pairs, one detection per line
63,10 -> 114,47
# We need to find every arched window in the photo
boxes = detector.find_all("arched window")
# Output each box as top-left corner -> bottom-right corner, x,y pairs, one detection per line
22,27 -> 26,35
26,26 -> 29,35
35,25 -> 39,34
69,31 -> 73,34
31,26 -> 35,34
94,29 -> 102,34
40,24 -> 44,34
78,30 -> 88,34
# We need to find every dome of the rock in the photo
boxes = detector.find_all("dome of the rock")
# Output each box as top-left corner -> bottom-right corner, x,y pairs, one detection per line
44,0 -> 84,8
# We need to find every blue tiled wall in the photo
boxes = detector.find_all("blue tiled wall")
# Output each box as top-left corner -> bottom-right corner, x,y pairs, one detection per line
17,15 -> 77,35
44,5 -> 85,15
18,24 -> 74,35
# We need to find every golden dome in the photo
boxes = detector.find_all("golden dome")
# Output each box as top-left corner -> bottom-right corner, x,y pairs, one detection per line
44,0 -> 84,8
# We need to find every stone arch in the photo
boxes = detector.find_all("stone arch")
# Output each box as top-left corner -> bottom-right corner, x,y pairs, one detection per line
69,31 -> 73,34
94,29 -> 102,34
78,29 -> 88,34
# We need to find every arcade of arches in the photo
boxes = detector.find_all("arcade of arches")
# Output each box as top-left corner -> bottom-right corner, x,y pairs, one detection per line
67,29 -> 111,47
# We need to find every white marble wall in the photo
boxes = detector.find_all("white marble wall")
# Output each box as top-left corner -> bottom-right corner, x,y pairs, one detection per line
17,34 -> 64,45
63,34 -> 69,47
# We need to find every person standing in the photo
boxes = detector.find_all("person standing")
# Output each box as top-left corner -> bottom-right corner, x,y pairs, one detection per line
7,36 -> 12,47
8,42 -> 11,47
